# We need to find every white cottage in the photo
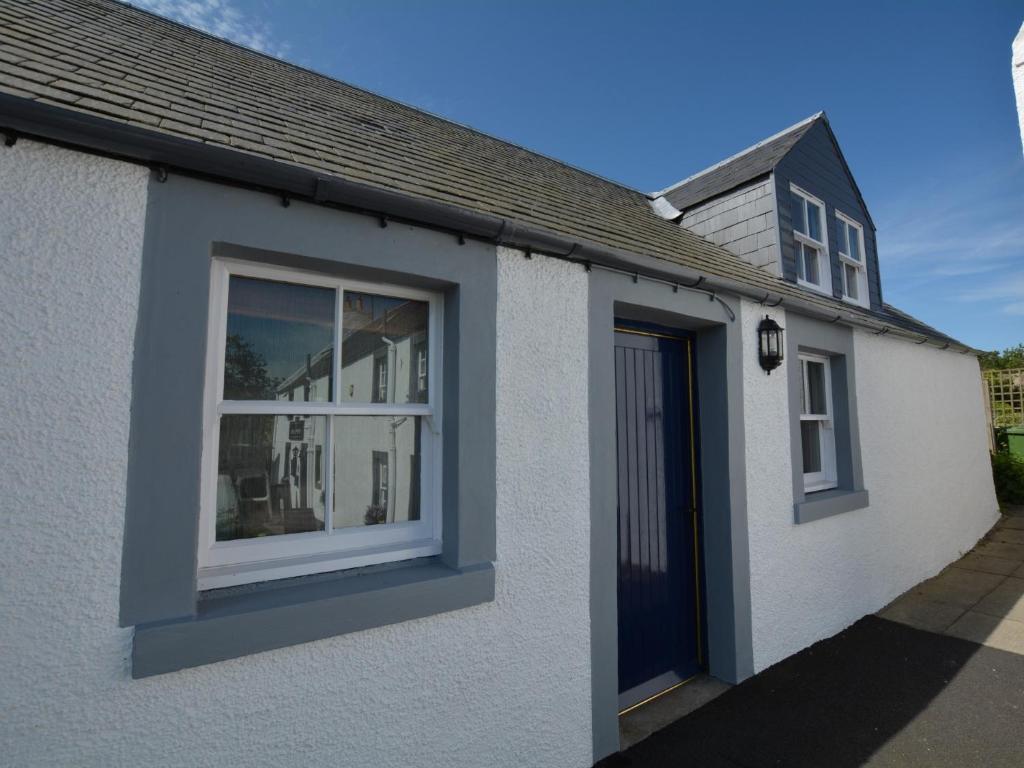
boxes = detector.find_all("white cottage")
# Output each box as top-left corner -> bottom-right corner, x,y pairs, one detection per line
0,1 -> 999,765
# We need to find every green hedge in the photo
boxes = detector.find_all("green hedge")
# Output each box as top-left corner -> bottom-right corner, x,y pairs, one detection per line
993,451 -> 1024,505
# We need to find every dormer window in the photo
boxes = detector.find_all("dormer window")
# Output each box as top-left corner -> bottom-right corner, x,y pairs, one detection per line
835,212 -> 868,307
790,185 -> 832,295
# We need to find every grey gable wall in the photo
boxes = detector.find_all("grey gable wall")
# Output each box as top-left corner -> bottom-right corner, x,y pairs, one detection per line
679,177 -> 780,276
774,120 -> 883,310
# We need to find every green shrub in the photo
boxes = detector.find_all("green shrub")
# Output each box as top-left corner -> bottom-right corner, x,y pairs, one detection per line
992,451 -> 1024,505
994,427 -> 1009,453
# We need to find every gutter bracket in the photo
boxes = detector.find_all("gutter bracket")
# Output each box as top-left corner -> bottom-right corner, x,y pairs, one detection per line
313,177 -> 329,203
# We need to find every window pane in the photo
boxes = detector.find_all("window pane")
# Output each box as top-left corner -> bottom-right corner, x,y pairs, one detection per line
217,415 -> 327,541
804,245 -> 820,285
332,415 -> 421,529
341,292 -> 429,404
806,200 -> 821,241
806,360 -> 827,415
836,220 -> 849,255
845,264 -> 859,300
225,276 -> 335,402
848,227 -> 861,261
800,360 -> 807,413
791,194 -> 806,235
801,421 -> 822,474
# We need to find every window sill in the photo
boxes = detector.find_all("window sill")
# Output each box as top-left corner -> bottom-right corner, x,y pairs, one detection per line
794,488 -> 869,524
132,557 -> 494,678
796,278 -> 834,297
840,295 -> 869,309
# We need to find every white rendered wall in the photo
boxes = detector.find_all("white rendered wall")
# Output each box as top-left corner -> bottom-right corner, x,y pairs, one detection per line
0,141 -> 594,767
742,301 -> 999,671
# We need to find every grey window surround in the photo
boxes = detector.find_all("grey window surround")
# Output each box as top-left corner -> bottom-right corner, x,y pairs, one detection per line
785,313 -> 868,524
121,173 -> 497,677
588,273 -> 753,762
795,488 -> 870,524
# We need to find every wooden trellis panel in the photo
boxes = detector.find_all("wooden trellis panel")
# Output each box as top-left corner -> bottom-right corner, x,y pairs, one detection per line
984,368 -> 1024,429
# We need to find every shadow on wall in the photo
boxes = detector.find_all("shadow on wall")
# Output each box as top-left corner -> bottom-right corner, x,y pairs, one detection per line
595,615 -> 1015,768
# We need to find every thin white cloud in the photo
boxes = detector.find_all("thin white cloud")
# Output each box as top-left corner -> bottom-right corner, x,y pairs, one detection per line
127,0 -> 290,58
874,159 -> 1024,324
955,273 -> 1024,303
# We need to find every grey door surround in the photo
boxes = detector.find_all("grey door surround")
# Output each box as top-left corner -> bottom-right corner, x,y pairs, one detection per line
588,271 -> 754,762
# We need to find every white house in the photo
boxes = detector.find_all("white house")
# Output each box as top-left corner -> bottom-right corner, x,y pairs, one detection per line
1014,21 -> 1024,154
0,1 -> 999,766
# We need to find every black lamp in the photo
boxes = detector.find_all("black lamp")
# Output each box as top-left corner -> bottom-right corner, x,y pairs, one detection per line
758,315 -> 784,374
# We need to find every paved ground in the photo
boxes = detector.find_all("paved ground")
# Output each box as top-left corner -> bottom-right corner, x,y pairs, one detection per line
603,511 -> 1024,767
599,616 -> 1024,767
879,509 -> 1024,654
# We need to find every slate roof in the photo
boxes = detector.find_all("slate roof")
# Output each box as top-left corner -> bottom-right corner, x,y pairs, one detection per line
0,0 -> 965,349
656,114 -> 819,211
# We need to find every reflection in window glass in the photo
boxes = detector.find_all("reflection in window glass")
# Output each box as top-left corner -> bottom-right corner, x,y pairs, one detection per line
216,415 -> 327,541
801,421 -> 822,474
806,200 -> 821,241
799,243 -> 820,285
806,361 -> 827,415
792,193 -> 806,235
844,264 -> 859,300
224,276 -> 335,402
332,416 -> 421,528
848,226 -> 860,260
340,292 -> 429,404
836,220 -> 849,255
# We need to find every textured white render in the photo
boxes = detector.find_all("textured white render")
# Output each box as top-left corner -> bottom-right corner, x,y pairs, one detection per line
0,142 -> 593,767
1014,22 -> 1024,155
743,301 -> 999,671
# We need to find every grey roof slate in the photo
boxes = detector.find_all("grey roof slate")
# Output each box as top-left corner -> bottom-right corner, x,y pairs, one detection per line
657,114 -> 819,211
0,0 -> 964,349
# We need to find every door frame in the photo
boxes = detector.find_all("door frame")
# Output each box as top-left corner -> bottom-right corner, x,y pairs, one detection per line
588,272 -> 754,762
613,322 -> 707,713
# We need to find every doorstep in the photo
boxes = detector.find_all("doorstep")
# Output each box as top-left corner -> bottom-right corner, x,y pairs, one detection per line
619,674 -> 731,750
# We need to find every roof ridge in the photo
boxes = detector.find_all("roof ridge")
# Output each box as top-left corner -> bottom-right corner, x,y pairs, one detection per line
649,111 -> 825,199
115,0 -> 645,195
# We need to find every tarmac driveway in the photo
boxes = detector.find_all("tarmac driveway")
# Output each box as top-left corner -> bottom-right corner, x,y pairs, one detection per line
598,615 -> 1024,767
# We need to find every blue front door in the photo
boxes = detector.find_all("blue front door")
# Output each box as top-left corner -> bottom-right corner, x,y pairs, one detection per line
614,326 -> 703,711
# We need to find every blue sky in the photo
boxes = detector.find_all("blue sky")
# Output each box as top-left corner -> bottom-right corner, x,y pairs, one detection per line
132,0 -> 1024,351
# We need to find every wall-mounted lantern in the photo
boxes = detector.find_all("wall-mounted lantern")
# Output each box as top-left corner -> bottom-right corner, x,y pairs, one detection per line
758,315 -> 784,374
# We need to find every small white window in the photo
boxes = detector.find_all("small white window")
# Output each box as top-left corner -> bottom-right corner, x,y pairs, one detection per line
835,212 -> 869,307
790,185 -> 832,295
199,260 -> 444,589
799,354 -> 837,493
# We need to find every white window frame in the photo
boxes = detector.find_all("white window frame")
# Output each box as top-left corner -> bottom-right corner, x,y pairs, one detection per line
374,354 -> 389,403
835,210 -> 869,308
799,353 -> 837,493
790,184 -> 833,296
197,259 -> 444,590
417,347 -> 428,394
